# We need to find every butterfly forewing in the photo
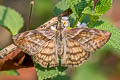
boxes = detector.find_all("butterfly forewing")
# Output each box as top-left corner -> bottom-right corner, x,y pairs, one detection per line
13,29 -> 58,68
65,28 -> 111,52
13,29 -> 56,55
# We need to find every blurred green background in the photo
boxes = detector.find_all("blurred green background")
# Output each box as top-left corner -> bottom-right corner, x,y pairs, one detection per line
0,0 -> 120,80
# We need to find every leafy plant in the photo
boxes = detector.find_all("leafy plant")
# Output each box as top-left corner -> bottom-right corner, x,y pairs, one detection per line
34,63 -> 67,80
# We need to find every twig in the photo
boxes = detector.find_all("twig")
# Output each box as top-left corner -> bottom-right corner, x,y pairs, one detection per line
26,1 -> 35,30
0,44 -> 17,59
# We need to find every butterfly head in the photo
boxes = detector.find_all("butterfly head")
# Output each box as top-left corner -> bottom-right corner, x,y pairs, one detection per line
50,16 -> 69,31
56,16 -> 70,30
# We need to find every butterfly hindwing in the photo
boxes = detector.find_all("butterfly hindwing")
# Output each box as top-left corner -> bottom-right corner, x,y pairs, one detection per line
62,39 -> 90,67
33,40 -> 58,68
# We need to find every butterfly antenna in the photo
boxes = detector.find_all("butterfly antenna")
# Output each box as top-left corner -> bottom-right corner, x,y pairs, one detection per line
26,0 -> 34,30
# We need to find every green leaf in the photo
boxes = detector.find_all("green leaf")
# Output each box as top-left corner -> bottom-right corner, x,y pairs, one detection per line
0,70 -> 18,76
0,5 -> 24,35
82,7 -> 100,25
53,0 -> 69,16
89,20 -> 120,50
52,75 -> 70,80
34,63 -> 67,80
83,0 -> 112,16
66,0 -> 88,18
83,7 -> 95,15
95,0 -> 112,15
82,0 -> 112,24
82,6 -> 100,24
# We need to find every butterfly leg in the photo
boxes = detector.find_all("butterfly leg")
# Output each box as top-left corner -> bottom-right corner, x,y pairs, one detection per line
0,44 -> 17,59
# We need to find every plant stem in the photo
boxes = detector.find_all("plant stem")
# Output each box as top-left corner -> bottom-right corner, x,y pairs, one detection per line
27,0 -> 34,30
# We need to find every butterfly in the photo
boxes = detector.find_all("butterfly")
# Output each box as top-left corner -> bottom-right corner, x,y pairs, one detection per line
12,17 -> 111,68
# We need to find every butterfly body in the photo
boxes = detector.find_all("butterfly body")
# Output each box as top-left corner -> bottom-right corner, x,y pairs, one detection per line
12,18 -> 111,68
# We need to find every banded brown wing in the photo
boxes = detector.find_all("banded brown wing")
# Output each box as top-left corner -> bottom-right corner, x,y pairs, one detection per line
13,29 -> 58,68
62,39 -> 90,67
33,40 -> 58,68
65,28 -> 111,52
62,28 -> 111,67
12,29 -> 56,55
